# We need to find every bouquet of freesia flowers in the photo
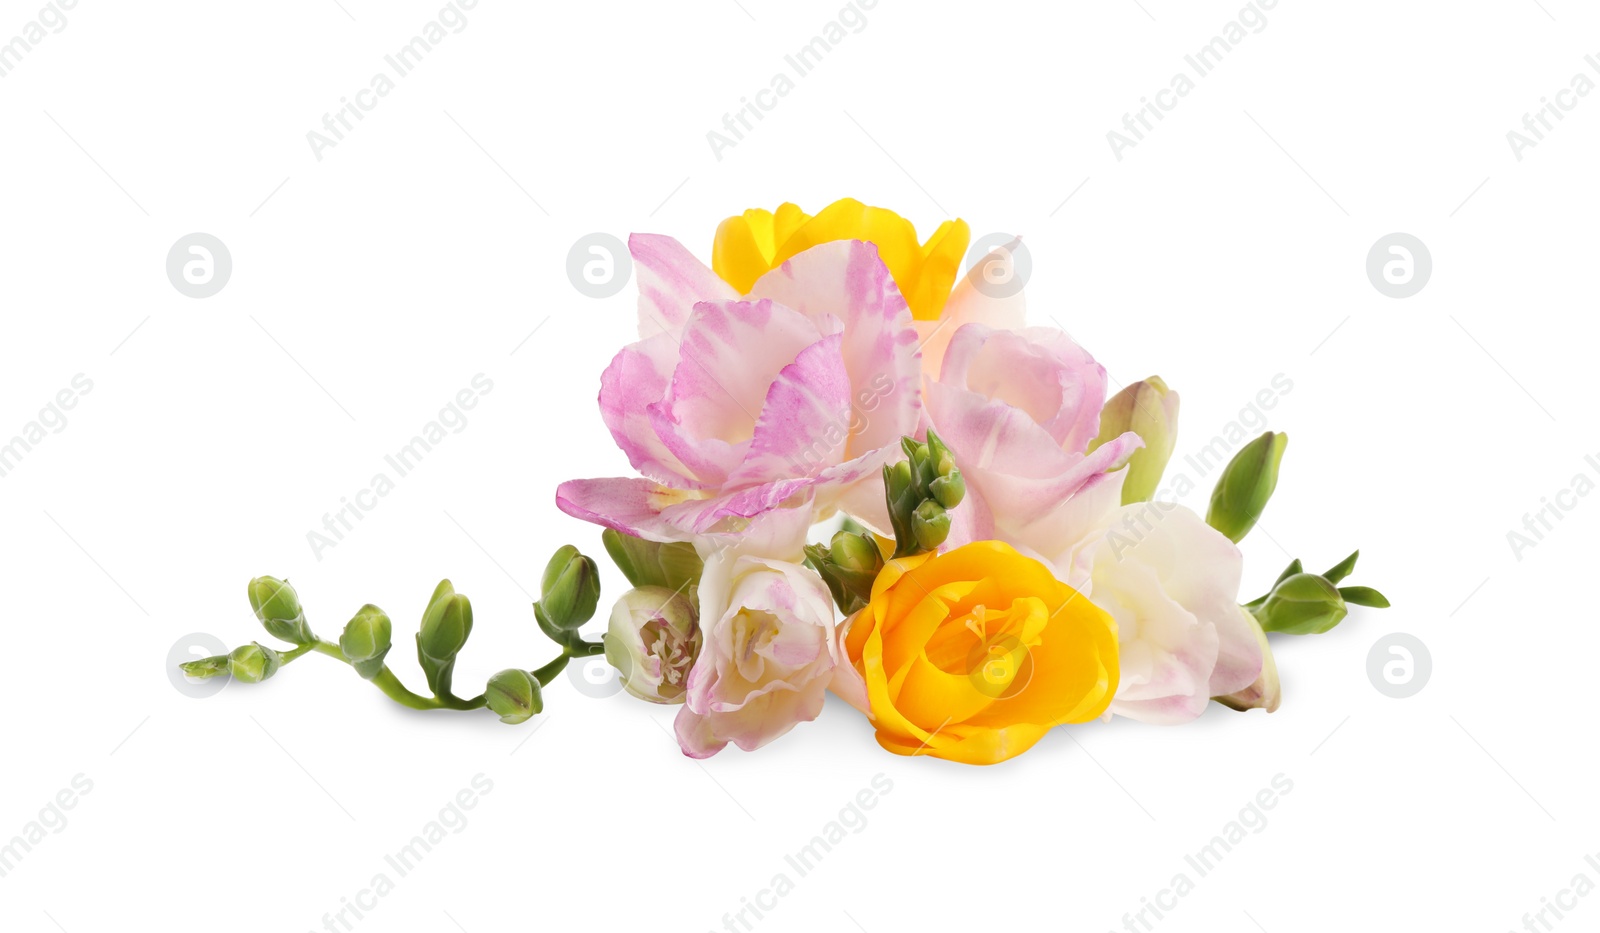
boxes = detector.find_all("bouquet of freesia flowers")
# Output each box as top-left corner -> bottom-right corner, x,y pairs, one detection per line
185,198 -> 1386,766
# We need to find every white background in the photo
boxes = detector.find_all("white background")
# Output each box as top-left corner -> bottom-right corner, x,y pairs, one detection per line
1,1 -> 1594,931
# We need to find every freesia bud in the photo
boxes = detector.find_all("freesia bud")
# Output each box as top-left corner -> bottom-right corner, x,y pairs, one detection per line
179,654 -> 231,680
929,470 -> 965,510
911,500 -> 951,552
1093,377 -> 1179,504
601,529 -> 702,591
485,668 -> 543,724
228,642 -> 282,684
829,531 -> 883,576
1252,572 -> 1347,636
339,604 -> 393,680
418,587 -> 473,663
808,530 -> 885,614
539,545 -> 601,632
1207,431 -> 1287,543
604,586 -> 701,704
248,576 -> 314,645
886,459 -> 914,506
1215,607 -> 1281,712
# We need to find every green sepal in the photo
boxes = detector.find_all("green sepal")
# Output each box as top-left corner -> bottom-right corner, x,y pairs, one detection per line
1338,586 -> 1390,608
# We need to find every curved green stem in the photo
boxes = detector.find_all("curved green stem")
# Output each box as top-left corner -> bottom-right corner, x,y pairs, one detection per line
531,639 -> 605,687
277,642 -> 319,663
370,669 -> 485,711
289,638 -> 484,711
532,653 -> 570,687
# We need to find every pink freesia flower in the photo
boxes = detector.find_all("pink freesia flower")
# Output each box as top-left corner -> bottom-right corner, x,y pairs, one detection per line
557,235 -> 922,542
924,322 -> 1141,555
673,502 -> 840,757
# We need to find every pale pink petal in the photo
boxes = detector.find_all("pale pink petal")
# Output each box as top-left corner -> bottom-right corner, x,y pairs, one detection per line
747,240 -> 922,458
554,477 -> 698,543
658,477 -> 816,536
688,495 -> 818,564
630,234 -> 737,339
726,332 -> 853,488
925,376 -> 1140,557
941,324 -> 1109,455
918,237 -> 1028,377
809,445 -> 900,532
597,333 -> 696,487
828,616 -> 871,715
649,298 -> 827,487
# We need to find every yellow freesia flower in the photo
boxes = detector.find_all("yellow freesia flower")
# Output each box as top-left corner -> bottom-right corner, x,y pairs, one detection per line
838,541 -> 1119,765
712,197 -> 970,322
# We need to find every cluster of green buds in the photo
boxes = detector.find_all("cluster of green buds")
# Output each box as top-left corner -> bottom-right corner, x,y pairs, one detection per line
885,430 -> 966,558
805,524 -> 884,615
178,543 -> 614,725
806,431 -> 967,615
1246,550 -> 1390,636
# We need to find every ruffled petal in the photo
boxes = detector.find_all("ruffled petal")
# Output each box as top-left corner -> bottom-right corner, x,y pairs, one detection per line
726,332 -> 853,488
631,234 -> 738,339
649,298 -> 827,487
747,239 -> 922,458
597,333 -> 695,487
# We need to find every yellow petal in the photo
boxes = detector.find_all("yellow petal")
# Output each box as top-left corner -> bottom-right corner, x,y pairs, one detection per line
904,219 -> 970,322
711,208 -> 777,293
709,198 -> 968,320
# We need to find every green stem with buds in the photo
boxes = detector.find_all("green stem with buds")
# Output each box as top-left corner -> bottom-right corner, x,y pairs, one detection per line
278,639 -> 487,711
198,546 -> 610,725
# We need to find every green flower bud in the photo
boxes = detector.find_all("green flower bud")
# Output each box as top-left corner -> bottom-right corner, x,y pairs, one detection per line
485,668 -> 543,724
539,545 -> 601,632
1215,607 -> 1281,712
926,429 -> 956,474
1252,572 -> 1347,636
1092,377 -> 1180,505
807,531 -> 885,614
829,531 -> 884,576
886,459 -> 914,505
1207,431 -> 1288,543
248,576 -> 314,645
911,500 -> 951,552
601,529 -> 703,591
339,604 -> 393,680
179,654 -> 231,680
929,470 -> 965,510
605,587 -> 701,704
418,589 -> 473,663
228,642 -> 282,684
